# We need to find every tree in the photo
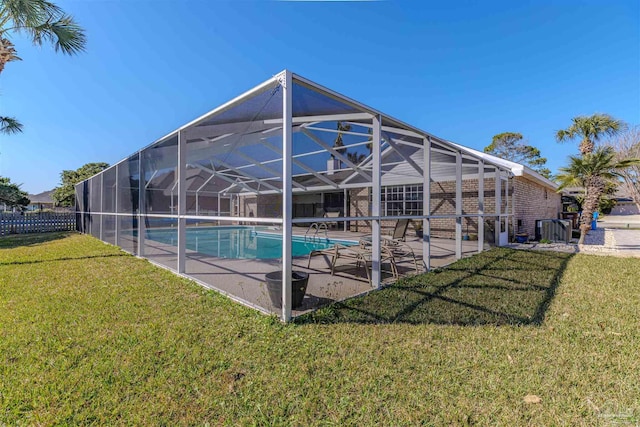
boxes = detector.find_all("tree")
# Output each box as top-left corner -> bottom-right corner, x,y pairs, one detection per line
609,125 -> 640,211
570,181 -> 619,215
556,147 -> 640,244
331,122 -> 351,166
484,132 -> 551,178
346,151 -> 366,164
0,176 -> 29,209
0,116 -> 22,134
52,162 -> 109,207
0,0 -> 86,133
556,113 -> 626,156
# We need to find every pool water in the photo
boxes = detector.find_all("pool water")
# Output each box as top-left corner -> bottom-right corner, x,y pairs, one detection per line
145,226 -> 356,259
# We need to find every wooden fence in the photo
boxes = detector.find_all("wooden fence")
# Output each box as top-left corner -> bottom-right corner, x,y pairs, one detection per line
0,212 -> 76,236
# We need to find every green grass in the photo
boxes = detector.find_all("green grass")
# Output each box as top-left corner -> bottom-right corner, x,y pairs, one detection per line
1,232 -> 639,425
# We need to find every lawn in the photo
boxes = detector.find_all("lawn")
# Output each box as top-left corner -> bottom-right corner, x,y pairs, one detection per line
1,232 -> 639,425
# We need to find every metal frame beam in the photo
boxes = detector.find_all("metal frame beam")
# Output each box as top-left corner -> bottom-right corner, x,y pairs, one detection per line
114,165 -> 119,246
99,173 -> 104,241
423,136 -> 431,271
382,133 -> 424,176
137,152 -> 145,257
301,128 -> 372,181
371,114 -> 382,288
261,140 -> 339,189
177,130 -> 186,273
478,160 -> 485,253
191,162 -> 256,194
281,70 -> 293,322
263,112 -> 372,125
233,150 -> 307,191
495,168 -> 502,246
455,151 -> 463,260
341,141 -> 390,185
215,158 -> 281,193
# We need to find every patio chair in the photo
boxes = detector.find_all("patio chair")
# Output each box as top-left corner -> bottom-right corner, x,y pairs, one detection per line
329,243 -> 398,284
389,218 -> 410,242
324,211 -> 340,229
360,218 -> 411,246
307,243 -> 337,268
382,240 -> 420,275
358,220 -> 420,276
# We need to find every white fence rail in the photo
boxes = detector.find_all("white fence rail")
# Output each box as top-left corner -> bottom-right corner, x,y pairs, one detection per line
0,212 -> 76,236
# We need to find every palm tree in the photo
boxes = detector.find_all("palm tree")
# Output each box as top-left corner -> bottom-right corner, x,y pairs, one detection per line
1,0 -> 86,134
332,122 -> 351,154
556,114 -> 626,156
346,151 -> 366,164
0,116 -> 22,134
330,122 -> 351,168
0,0 -> 86,74
556,146 -> 640,244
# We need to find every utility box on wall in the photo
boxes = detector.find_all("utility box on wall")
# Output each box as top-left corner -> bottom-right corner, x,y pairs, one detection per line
535,219 -> 572,243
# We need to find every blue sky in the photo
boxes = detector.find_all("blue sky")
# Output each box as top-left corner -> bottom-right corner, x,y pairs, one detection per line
2,0 -> 638,194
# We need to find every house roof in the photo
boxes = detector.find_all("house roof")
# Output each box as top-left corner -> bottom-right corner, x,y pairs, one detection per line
448,143 -> 559,191
28,190 -> 55,204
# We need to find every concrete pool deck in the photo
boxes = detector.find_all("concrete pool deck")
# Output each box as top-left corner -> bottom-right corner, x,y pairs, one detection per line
126,228 -> 485,317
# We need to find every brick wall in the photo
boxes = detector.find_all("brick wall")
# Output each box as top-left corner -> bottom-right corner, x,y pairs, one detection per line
513,176 -> 562,237
240,194 -> 281,219
347,176 -> 560,241
348,179 -> 500,239
428,179 -> 501,239
235,175 -> 561,241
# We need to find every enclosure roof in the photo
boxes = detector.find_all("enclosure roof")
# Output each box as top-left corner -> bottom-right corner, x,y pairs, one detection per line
85,70 -> 515,193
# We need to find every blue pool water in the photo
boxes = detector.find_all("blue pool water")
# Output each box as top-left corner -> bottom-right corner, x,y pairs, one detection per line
145,226 -> 356,260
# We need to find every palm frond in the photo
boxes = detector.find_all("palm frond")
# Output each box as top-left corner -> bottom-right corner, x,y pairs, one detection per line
556,146 -> 639,191
555,128 -> 573,142
30,15 -> 86,54
2,0 -> 86,55
0,116 -> 23,134
556,114 -> 626,147
2,0 -> 63,30
613,158 -> 640,169
555,172 -> 582,190
0,37 -> 22,71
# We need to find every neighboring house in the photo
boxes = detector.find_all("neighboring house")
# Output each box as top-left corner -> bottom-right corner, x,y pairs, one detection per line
563,186 -> 640,216
27,190 -> 60,211
607,187 -> 639,216
610,198 -> 640,215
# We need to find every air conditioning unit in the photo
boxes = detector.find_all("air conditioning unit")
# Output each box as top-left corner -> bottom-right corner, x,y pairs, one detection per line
535,219 -> 572,243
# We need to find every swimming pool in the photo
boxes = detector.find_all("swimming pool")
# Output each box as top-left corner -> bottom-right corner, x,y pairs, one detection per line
145,226 -> 356,259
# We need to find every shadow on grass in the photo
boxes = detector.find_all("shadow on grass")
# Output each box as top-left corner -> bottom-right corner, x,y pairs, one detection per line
0,253 -> 128,266
296,248 -> 573,326
0,232 -> 74,249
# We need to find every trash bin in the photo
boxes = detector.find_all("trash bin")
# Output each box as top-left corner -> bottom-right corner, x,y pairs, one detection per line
265,271 -> 309,309
591,211 -> 599,230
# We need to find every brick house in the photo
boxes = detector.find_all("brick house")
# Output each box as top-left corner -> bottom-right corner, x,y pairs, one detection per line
342,145 -> 561,243
238,147 -> 560,244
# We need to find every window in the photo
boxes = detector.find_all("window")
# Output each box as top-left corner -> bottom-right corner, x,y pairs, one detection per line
381,184 -> 423,216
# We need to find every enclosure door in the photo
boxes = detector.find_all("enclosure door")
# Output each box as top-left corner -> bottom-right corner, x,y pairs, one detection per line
498,176 -> 509,246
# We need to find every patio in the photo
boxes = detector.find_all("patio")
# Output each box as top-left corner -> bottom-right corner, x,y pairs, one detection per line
116,226 -> 484,316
